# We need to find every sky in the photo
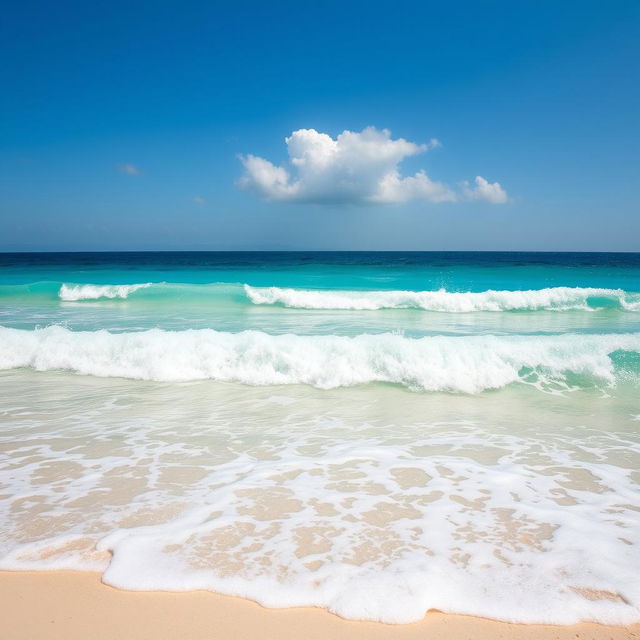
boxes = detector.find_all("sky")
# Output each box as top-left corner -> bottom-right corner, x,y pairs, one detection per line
0,0 -> 639,251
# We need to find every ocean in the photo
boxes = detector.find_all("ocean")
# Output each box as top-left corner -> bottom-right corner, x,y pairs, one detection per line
1,251 -> 639,624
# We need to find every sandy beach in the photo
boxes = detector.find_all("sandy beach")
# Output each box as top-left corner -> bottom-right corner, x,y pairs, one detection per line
1,570 -> 638,640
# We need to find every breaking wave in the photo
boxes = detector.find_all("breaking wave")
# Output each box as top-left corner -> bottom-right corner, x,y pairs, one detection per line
1,325 -> 639,393
1,282 -> 636,313
245,285 -> 640,312
59,283 -> 152,301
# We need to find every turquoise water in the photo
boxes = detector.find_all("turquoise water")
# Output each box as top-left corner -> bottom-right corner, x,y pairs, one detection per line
0,252 -> 639,624
1,251 -> 640,337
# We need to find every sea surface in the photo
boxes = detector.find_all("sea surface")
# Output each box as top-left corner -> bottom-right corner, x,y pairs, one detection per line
1,251 -> 639,624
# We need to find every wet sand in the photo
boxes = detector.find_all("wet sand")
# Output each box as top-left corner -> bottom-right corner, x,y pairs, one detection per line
1,570 -> 638,640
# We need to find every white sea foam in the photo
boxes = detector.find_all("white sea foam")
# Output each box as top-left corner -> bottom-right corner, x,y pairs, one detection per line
59,283 -> 151,301
0,325 -> 638,392
245,284 -> 640,312
0,377 -> 638,624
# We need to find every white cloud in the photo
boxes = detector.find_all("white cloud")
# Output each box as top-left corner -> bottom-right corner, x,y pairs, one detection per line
238,127 -> 507,206
117,163 -> 141,176
191,196 -> 206,204
462,175 -> 509,204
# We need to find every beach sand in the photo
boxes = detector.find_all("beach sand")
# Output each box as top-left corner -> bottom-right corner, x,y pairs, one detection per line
1,570 -> 638,640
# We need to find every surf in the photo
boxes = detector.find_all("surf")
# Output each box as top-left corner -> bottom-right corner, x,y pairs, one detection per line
1,325 -> 639,393
245,285 -> 640,312
58,283 -> 153,301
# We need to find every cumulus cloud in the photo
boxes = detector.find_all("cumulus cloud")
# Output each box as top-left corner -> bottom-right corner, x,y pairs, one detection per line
238,127 -> 507,205
117,163 -> 141,175
462,175 -> 509,204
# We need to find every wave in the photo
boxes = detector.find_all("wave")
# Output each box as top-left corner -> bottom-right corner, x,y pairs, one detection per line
0,282 -> 636,313
1,325 -> 639,393
59,283 -> 152,301
245,285 -> 640,312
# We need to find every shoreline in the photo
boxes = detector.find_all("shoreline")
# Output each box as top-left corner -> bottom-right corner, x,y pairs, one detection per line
1,570 -> 638,640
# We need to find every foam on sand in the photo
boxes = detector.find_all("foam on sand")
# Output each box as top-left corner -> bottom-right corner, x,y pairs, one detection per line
3,571 -> 637,640
0,378 -> 638,625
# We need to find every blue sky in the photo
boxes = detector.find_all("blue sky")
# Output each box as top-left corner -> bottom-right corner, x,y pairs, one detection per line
1,0 -> 639,251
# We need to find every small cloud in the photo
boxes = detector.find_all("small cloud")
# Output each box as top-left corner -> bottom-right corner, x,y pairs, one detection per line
423,138 -> 442,151
462,176 -> 509,204
238,127 -> 508,206
191,196 -> 206,204
117,163 -> 141,175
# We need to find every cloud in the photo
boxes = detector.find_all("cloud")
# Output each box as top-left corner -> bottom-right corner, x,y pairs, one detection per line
462,175 -> 509,204
117,163 -> 141,175
191,196 -> 206,204
238,127 -> 507,206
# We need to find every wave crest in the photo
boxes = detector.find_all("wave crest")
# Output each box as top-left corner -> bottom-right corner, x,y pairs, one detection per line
1,325 -> 638,393
59,283 -> 152,301
245,285 -> 640,312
